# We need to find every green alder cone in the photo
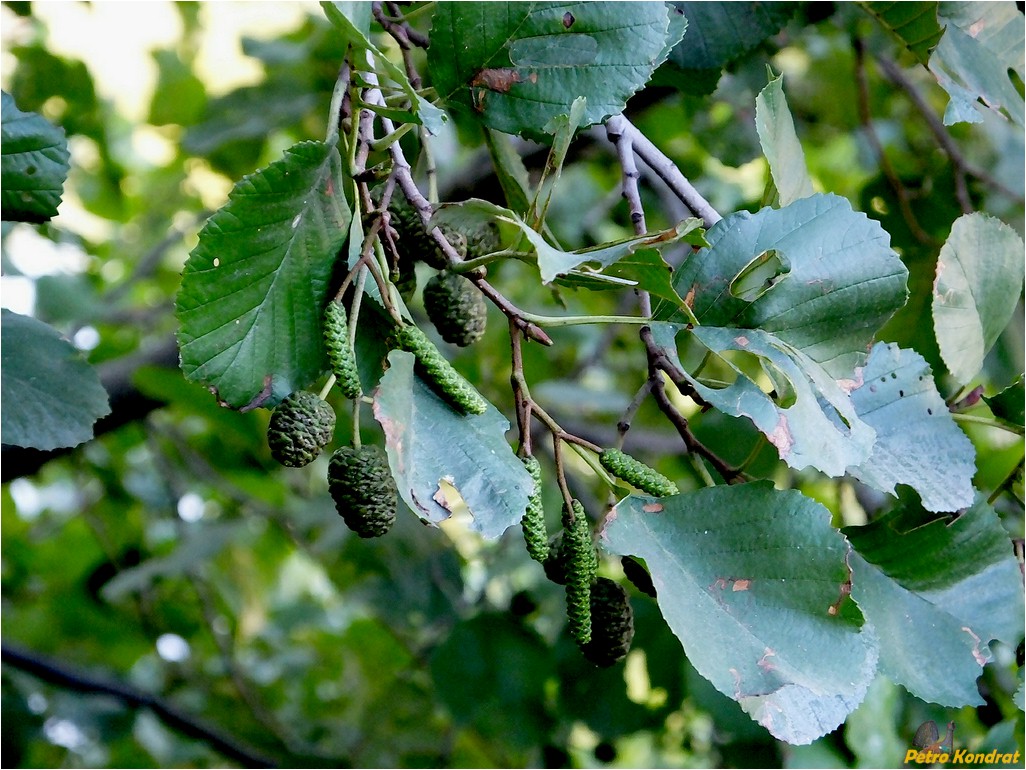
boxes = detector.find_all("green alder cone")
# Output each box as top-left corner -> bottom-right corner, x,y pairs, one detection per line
562,499 -> 597,647
599,448 -> 679,497
392,324 -> 488,415
520,455 -> 548,563
267,391 -> 336,468
323,301 -> 363,400
386,193 -> 466,270
327,444 -> 398,538
581,577 -> 635,667
423,271 -> 487,347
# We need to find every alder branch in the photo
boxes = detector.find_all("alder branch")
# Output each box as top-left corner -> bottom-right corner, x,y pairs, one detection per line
605,114 -> 721,229
1,642 -> 277,768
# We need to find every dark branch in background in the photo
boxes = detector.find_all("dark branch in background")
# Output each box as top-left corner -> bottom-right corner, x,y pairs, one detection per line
1,642 -> 277,769
1,337 -> 180,482
874,54 -> 1025,210
852,37 -> 941,247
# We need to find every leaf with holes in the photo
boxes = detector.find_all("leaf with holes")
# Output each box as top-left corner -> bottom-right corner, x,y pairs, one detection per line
847,342 -> 975,512
176,140 -> 350,410
657,194 -> 908,378
428,2 -> 683,138
1,309 -> 110,450
1,91 -> 70,222
844,495 -> 1025,706
932,213 -> 1025,386
373,350 -> 532,539
651,323 -> 875,477
929,3 -> 1025,126
601,483 -> 877,745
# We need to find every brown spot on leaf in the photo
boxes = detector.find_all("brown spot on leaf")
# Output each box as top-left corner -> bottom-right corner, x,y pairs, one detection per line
562,11 -> 575,28
829,548 -> 853,616
732,579 -> 751,592
471,67 -> 524,93
757,648 -> 776,671
642,502 -> 664,513
684,286 -> 696,309
962,626 -> 988,665
767,414 -> 793,454
239,375 -> 274,412
735,335 -> 750,347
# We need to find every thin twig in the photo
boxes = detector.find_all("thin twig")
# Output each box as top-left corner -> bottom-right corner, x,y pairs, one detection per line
606,114 -> 721,229
875,54 -> 1025,209
1,642 -> 277,768
853,38 -> 941,246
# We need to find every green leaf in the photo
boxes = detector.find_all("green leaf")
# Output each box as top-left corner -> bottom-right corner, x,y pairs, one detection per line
929,3 -> 1025,127
844,677 -> 907,768
985,375 -> 1025,427
0,309 -> 110,450
660,194 -> 908,378
845,495 -> 1025,706
653,324 -> 875,476
0,91 -> 69,222
321,1 -> 446,134
668,2 -> 798,69
428,2 -> 677,138
148,49 -> 206,126
932,213 -> 1025,385
601,483 -> 876,745
603,248 -> 687,307
373,350 -> 532,540
847,342 -> 975,512
176,140 -> 350,410
482,128 -> 532,214
755,74 -> 815,206
860,2 -> 944,65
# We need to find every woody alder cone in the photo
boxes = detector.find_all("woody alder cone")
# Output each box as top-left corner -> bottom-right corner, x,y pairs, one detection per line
328,445 -> 398,538
423,271 -> 487,346
581,577 -> 635,667
267,391 -> 336,467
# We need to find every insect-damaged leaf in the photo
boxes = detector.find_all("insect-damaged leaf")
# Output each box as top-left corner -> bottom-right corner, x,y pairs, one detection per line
658,194 -> 908,379
373,350 -> 532,539
176,140 -> 350,410
846,342 -> 975,512
601,483 -> 877,745
429,2 -> 682,138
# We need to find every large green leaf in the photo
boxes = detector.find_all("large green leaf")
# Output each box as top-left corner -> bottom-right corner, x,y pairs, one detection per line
652,324 -> 876,476
601,483 -> 877,745
847,342 -> 975,512
860,2 -> 944,65
662,2 -> 797,94
929,3 -> 1025,126
0,91 -> 69,222
845,495 -> 1025,706
660,194 -> 908,378
176,140 -> 350,410
428,2 -> 681,138
932,213 -> 1025,385
0,309 -> 110,450
373,350 -> 532,540
755,74 -> 814,207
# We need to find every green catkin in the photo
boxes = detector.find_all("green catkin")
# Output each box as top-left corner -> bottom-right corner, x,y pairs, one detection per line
266,391 -> 336,468
562,499 -> 597,647
323,301 -> 363,400
520,456 -> 548,563
327,445 -> 398,538
599,448 -> 679,497
423,271 -> 488,347
393,324 -> 488,415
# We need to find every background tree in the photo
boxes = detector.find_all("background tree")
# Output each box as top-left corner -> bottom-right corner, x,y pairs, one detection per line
2,2 -> 1024,767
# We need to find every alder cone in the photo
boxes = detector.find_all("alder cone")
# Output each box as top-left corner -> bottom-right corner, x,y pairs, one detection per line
327,445 -> 397,538
423,271 -> 487,346
266,391 -> 335,467
581,577 -> 635,667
